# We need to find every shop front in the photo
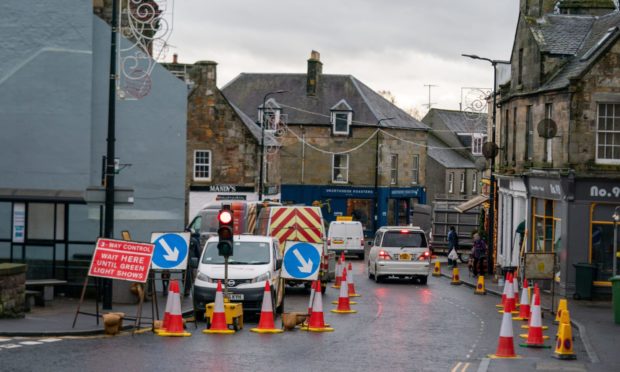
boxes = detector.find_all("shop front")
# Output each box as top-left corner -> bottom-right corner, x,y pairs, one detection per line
497,176 -> 528,271
188,185 -> 262,220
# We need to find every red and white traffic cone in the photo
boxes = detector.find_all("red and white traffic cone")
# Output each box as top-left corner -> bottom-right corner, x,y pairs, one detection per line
347,262 -> 360,297
520,284 -> 549,330
331,268 -> 357,314
496,273 -> 510,308
157,280 -> 191,337
307,280 -> 334,332
157,281 -> 175,334
488,310 -> 520,359
203,280 -> 235,334
514,278 -> 530,321
333,255 -> 343,288
251,280 -> 283,334
519,287 -> 550,348
499,274 -> 518,314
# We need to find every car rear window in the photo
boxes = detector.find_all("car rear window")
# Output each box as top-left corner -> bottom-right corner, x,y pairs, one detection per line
381,231 -> 427,248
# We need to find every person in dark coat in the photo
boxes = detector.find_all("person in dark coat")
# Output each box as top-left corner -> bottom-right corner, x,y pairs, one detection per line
447,226 -> 459,268
472,233 -> 487,276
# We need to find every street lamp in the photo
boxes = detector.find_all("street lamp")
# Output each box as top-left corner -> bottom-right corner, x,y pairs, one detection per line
374,117 -> 395,232
258,90 -> 288,201
613,206 -> 620,276
462,54 -> 510,275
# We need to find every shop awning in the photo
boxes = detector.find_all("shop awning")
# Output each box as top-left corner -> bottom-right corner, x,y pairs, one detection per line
453,194 -> 489,213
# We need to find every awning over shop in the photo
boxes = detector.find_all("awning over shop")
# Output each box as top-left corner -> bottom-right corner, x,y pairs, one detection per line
453,194 -> 489,213
0,188 -> 85,203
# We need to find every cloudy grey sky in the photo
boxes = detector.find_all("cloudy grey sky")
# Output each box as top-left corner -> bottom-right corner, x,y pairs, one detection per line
164,0 -> 520,116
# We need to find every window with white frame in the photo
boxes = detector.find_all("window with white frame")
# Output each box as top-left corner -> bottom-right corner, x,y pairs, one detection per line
331,112 -> 352,135
412,155 -> 419,184
448,172 -> 454,193
460,173 -> 465,193
390,154 -> 398,185
472,134 -> 485,155
194,150 -> 211,181
596,103 -> 620,164
332,154 -> 349,183
472,172 -> 478,193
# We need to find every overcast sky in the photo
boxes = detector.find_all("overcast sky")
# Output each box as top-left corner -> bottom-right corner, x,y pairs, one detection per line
163,0 -> 520,116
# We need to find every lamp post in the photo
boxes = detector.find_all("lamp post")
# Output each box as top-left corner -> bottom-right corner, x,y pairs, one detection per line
461,54 -> 510,275
258,90 -> 287,201
613,206 -> 620,277
374,117 -> 395,233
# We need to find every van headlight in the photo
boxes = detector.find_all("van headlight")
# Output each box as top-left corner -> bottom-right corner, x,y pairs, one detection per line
253,272 -> 271,283
197,272 -> 214,283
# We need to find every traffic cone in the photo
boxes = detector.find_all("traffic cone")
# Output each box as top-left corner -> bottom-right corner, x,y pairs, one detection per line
553,309 -> 577,360
251,280 -> 283,334
499,274 -> 518,314
347,262 -> 361,297
332,255 -> 343,288
488,310 -> 520,359
521,285 -> 549,330
496,273 -> 510,308
203,280 -> 235,334
307,279 -> 316,316
432,261 -> 441,277
514,278 -> 531,321
554,298 -> 568,324
474,275 -> 486,295
450,267 -> 461,285
307,280 -> 334,332
331,268 -> 357,314
157,280 -> 191,337
519,288 -> 550,348
156,281 -> 175,334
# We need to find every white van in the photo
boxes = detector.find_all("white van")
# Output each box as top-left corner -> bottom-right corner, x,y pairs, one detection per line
327,221 -> 365,259
192,234 -> 283,319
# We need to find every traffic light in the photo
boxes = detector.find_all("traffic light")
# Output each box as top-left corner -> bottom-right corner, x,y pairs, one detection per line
217,205 -> 234,257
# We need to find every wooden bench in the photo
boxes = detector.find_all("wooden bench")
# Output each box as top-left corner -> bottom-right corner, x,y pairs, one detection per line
25,279 -> 67,306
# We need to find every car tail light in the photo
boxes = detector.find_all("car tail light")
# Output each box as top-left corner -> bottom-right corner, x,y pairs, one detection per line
400,229 -> 409,234
418,251 -> 431,261
360,238 -> 364,247
378,250 -> 391,260
327,238 -> 331,247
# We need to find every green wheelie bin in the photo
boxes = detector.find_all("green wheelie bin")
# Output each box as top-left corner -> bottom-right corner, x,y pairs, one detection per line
573,263 -> 597,300
610,276 -> 620,324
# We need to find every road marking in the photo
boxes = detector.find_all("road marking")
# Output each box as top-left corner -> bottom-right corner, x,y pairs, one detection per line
0,344 -> 22,349
19,341 -> 43,346
461,363 -> 470,372
0,337 -> 11,342
477,358 -> 490,372
452,362 -> 470,372
39,338 -> 62,343
451,362 -> 462,372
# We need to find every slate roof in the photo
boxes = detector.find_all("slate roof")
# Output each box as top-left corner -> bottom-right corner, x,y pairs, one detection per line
433,109 -> 487,134
229,102 -> 279,147
427,135 -> 476,169
221,73 -> 428,130
527,11 -> 620,92
529,15 -> 594,55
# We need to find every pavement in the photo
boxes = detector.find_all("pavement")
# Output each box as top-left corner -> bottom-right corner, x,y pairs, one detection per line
1,260 -> 618,369
439,261 -> 619,370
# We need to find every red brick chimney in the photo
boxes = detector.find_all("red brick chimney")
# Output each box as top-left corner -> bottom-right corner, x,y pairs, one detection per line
173,53 -> 178,64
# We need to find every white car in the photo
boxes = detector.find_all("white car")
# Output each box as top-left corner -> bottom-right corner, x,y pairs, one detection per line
192,234 -> 283,319
367,226 -> 431,284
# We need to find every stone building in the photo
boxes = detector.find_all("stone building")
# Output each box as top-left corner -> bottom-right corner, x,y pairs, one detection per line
161,58 -> 280,220
494,0 -> 620,297
223,51 -> 429,235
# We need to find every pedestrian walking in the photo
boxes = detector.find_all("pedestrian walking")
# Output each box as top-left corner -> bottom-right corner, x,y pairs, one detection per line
447,226 -> 459,268
472,233 -> 487,276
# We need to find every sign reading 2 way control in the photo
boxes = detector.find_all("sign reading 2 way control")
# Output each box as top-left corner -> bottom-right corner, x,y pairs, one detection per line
150,232 -> 190,270
282,241 -> 321,281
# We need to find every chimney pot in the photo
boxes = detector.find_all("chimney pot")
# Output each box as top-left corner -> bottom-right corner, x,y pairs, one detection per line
173,53 -> 178,64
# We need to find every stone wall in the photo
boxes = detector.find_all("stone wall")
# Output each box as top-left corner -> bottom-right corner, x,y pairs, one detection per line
0,263 -> 26,318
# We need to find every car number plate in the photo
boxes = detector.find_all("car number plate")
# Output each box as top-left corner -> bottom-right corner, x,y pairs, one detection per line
228,293 -> 244,301
333,239 -> 344,244
399,253 -> 412,261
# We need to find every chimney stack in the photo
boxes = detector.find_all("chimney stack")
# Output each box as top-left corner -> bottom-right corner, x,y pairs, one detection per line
173,53 -> 178,64
306,50 -> 322,96
192,61 -> 218,90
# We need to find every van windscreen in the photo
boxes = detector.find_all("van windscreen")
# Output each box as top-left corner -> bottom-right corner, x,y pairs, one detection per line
202,241 -> 270,265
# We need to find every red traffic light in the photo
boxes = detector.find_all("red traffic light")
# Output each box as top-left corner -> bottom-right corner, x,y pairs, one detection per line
218,210 -> 233,224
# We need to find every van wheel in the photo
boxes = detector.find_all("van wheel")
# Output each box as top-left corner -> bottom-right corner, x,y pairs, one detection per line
459,253 -> 470,263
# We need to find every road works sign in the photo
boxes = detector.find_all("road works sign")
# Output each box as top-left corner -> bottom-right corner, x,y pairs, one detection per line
282,241 -> 321,280
150,232 -> 190,270
88,238 -> 155,283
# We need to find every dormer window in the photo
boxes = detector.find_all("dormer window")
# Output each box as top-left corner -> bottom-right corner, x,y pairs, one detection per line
472,133 -> 486,156
258,98 -> 282,132
330,99 -> 353,135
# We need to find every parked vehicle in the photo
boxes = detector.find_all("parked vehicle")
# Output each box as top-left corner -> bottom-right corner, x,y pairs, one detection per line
327,221 -> 365,259
367,226 -> 432,284
429,197 -> 481,263
192,234 -> 283,320
255,205 -> 336,292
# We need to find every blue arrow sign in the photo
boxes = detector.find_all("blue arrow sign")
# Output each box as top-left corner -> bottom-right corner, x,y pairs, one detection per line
282,242 -> 321,280
151,233 -> 189,270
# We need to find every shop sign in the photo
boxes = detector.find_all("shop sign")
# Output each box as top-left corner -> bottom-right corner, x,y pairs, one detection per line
323,187 -> 374,197
575,180 -> 620,202
528,178 -> 563,200
189,185 -> 255,192
390,188 -> 421,198
216,194 -> 247,201
12,203 -> 25,243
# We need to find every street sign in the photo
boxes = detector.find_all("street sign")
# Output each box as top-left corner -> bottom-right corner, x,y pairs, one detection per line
150,232 -> 190,270
88,238 -> 155,283
281,241 -> 321,280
